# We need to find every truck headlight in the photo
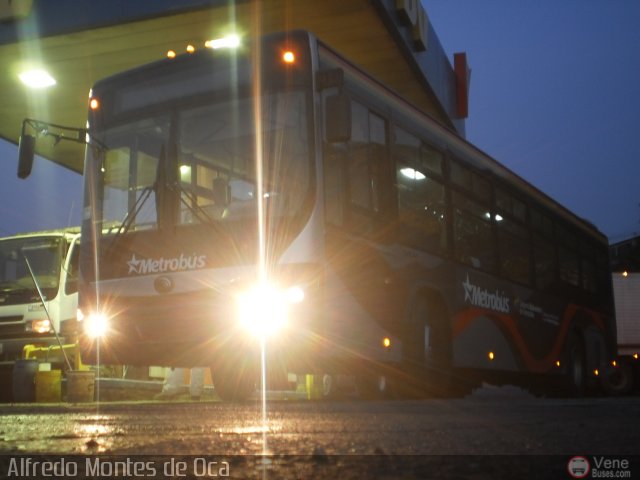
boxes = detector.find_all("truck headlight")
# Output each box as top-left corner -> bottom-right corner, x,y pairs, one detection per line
26,319 -> 52,334
236,283 -> 304,338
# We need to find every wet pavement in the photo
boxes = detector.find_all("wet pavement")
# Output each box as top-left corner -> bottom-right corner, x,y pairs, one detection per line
0,386 -> 638,478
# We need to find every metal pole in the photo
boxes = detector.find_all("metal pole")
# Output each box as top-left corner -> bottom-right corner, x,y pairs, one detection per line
21,252 -> 73,371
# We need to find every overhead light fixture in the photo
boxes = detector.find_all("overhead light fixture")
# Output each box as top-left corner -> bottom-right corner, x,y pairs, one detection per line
19,69 -> 56,88
205,34 -> 241,50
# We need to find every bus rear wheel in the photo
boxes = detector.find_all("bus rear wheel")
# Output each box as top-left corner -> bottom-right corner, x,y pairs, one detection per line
564,333 -> 587,397
602,358 -> 634,396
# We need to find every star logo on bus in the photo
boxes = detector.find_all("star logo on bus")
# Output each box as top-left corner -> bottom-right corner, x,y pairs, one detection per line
463,274 -> 474,302
127,254 -> 142,274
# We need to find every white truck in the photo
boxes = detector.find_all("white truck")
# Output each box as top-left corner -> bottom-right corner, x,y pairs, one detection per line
0,228 -> 80,383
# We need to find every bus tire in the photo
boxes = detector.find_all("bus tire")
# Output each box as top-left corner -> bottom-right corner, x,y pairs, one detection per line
564,333 -> 587,397
356,373 -> 392,399
602,358 -> 634,396
401,295 -> 452,397
212,366 -> 256,402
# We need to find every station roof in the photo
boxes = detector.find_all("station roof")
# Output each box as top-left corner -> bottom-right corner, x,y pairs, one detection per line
0,0 -> 464,174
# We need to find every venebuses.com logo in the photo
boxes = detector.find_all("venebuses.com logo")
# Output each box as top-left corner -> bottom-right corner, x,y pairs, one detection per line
567,457 -> 590,478
567,456 -> 632,479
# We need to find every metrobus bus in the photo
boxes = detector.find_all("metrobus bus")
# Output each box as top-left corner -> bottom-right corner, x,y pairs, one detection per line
66,30 -> 614,400
0,228 -> 80,365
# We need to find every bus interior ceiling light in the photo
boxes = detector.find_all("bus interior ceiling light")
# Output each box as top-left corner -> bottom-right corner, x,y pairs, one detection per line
205,34 -> 241,50
400,167 -> 426,180
19,69 -> 56,88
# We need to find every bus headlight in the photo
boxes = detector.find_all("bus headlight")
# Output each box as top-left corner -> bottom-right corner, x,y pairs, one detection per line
82,312 -> 110,339
236,283 -> 304,338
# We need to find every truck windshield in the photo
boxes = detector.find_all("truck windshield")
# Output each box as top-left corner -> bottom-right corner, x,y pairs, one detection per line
91,90 -> 311,234
0,237 -> 63,304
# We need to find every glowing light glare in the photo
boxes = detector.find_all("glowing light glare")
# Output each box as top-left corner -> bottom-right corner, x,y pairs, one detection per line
19,69 -> 56,88
634,353 -> 639,360
612,360 -> 618,367
179,164 -> 192,181
89,98 -> 100,110
186,44 -> 195,54
383,337 -> 391,348
237,284 -> 302,338
400,167 -> 426,180
84,313 -> 109,339
282,51 -> 295,64
622,271 -> 629,277
205,34 -> 241,50
555,360 -> 561,367
488,351 -> 495,361
285,286 -> 305,304
594,369 -> 599,376
167,50 -> 176,59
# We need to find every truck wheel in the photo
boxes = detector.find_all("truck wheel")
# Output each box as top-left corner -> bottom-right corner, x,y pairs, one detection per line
602,358 -> 634,396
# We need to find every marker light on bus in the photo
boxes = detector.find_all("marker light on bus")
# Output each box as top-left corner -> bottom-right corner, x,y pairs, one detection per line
488,351 -> 495,361
236,283 -> 304,338
167,50 -> 177,59
89,98 -> 100,110
634,353 -> 639,360
205,34 -> 241,50
282,51 -> 296,64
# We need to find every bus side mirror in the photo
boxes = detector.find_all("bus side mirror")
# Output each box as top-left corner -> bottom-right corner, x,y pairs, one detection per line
17,134 -> 35,179
325,94 -> 351,143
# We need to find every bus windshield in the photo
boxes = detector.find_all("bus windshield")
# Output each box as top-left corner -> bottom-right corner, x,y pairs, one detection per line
0,237 -> 63,304
92,90 -> 311,234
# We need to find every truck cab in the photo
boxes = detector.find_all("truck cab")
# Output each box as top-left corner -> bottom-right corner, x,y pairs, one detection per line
0,228 -> 80,365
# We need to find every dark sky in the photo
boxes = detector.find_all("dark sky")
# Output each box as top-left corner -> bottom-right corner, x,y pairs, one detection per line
425,0 -> 640,241
0,2 -> 638,241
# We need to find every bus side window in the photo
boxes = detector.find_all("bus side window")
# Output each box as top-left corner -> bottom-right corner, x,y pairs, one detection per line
65,242 -> 80,295
394,127 -> 447,254
324,144 -> 346,226
345,102 -> 387,235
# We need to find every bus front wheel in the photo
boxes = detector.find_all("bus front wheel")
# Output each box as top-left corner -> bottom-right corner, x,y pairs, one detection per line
212,365 -> 257,402
402,295 -> 452,397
